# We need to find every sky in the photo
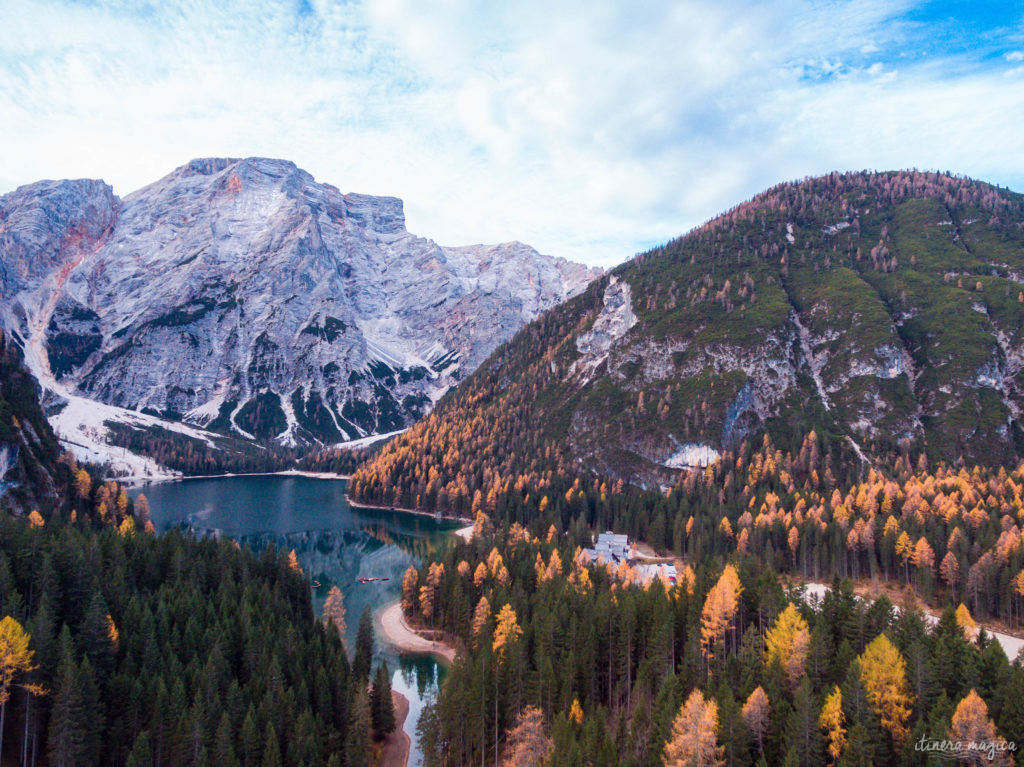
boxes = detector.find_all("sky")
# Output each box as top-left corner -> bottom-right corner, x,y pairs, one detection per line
0,1 -> 1022,268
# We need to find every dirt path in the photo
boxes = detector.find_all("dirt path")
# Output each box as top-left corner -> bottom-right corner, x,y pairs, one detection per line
375,690 -> 410,767
378,601 -> 456,664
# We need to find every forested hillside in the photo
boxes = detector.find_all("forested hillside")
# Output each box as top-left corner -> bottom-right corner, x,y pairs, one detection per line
354,171 -> 1024,504
406,523 -> 1023,766
0,333 -> 378,767
0,333 -> 67,513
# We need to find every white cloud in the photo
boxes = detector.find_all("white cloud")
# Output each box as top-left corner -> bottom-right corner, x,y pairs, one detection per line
0,0 -> 1021,268
1007,51 -> 1024,62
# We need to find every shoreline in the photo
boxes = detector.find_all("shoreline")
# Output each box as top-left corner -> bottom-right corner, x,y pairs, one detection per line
346,495 -> 472,526
123,469 -> 351,487
377,601 -> 457,665
377,690 -> 411,767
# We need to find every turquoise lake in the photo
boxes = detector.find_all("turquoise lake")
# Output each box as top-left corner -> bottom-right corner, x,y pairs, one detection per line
128,474 -> 458,767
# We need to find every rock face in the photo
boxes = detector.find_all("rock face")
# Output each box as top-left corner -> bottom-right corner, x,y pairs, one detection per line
0,158 -> 601,452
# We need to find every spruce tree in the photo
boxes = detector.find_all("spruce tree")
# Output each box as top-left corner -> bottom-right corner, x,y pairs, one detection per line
126,731 -> 153,767
370,660 -> 396,739
353,607 -> 374,684
46,627 -> 85,767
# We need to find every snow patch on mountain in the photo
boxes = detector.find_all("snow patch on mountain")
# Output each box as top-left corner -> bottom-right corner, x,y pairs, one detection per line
662,443 -> 721,469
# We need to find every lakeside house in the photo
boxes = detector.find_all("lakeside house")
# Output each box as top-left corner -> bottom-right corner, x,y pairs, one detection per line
584,531 -> 677,586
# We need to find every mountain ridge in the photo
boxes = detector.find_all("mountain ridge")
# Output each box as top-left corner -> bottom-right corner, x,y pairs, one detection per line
0,157 -> 601,474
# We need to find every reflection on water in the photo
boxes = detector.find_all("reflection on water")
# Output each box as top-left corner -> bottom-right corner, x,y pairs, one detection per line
128,475 -> 455,766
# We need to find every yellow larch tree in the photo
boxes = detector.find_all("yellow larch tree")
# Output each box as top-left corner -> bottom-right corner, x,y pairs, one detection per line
764,603 -> 810,688
858,634 -> 914,747
700,564 -> 743,661
542,549 -> 563,582
493,604 -> 521,658
322,586 -> 346,639
895,532 -> 914,583
741,686 -> 770,755
474,561 -> 488,587
568,698 -> 584,727
401,566 -> 419,615
662,689 -> 724,767
471,596 -> 491,647
948,690 -> 1011,766
0,616 -> 36,758
819,685 -> 846,766
955,603 -> 979,640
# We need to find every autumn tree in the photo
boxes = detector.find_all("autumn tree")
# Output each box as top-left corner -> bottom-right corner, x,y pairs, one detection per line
701,564 -> 742,663
493,604 -> 521,658
73,469 -> 91,500
501,706 -> 552,767
0,616 -> 36,758
859,634 -> 914,746
956,603 -> 979,640
322,586 -> 346,639
662,689 -> 724,767
940,551 -> 961,600
819,685 -> 846,766
948,690 -> 1011,766
764,602 -> 810,688
472,596 -> 491,647
401,566 -> 418,615
741,686 -> 770,755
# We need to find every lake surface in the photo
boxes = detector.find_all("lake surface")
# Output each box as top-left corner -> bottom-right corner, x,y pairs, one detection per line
128,474 -> 458,767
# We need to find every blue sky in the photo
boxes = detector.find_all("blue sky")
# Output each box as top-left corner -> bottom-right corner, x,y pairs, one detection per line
1,0 -> 1022,268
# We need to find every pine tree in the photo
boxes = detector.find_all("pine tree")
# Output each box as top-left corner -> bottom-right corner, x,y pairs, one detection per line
47,627 -> 86,767
370,661 -> 396,739
346,690 -> 370,767
126,731 -> 153,767
353,607 -> 374,683
784,678 -> 823,767
260,724 -> 282,767
234,707 -> 258,766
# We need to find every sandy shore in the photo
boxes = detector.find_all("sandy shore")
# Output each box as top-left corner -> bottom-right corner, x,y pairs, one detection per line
376,690 -> 410,767
454,524 -> 474,541
378,601 -> 457,664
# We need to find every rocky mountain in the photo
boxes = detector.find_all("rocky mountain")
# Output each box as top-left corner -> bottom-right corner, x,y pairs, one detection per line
0,157 -> 600,470
352,170 -> 1024,502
